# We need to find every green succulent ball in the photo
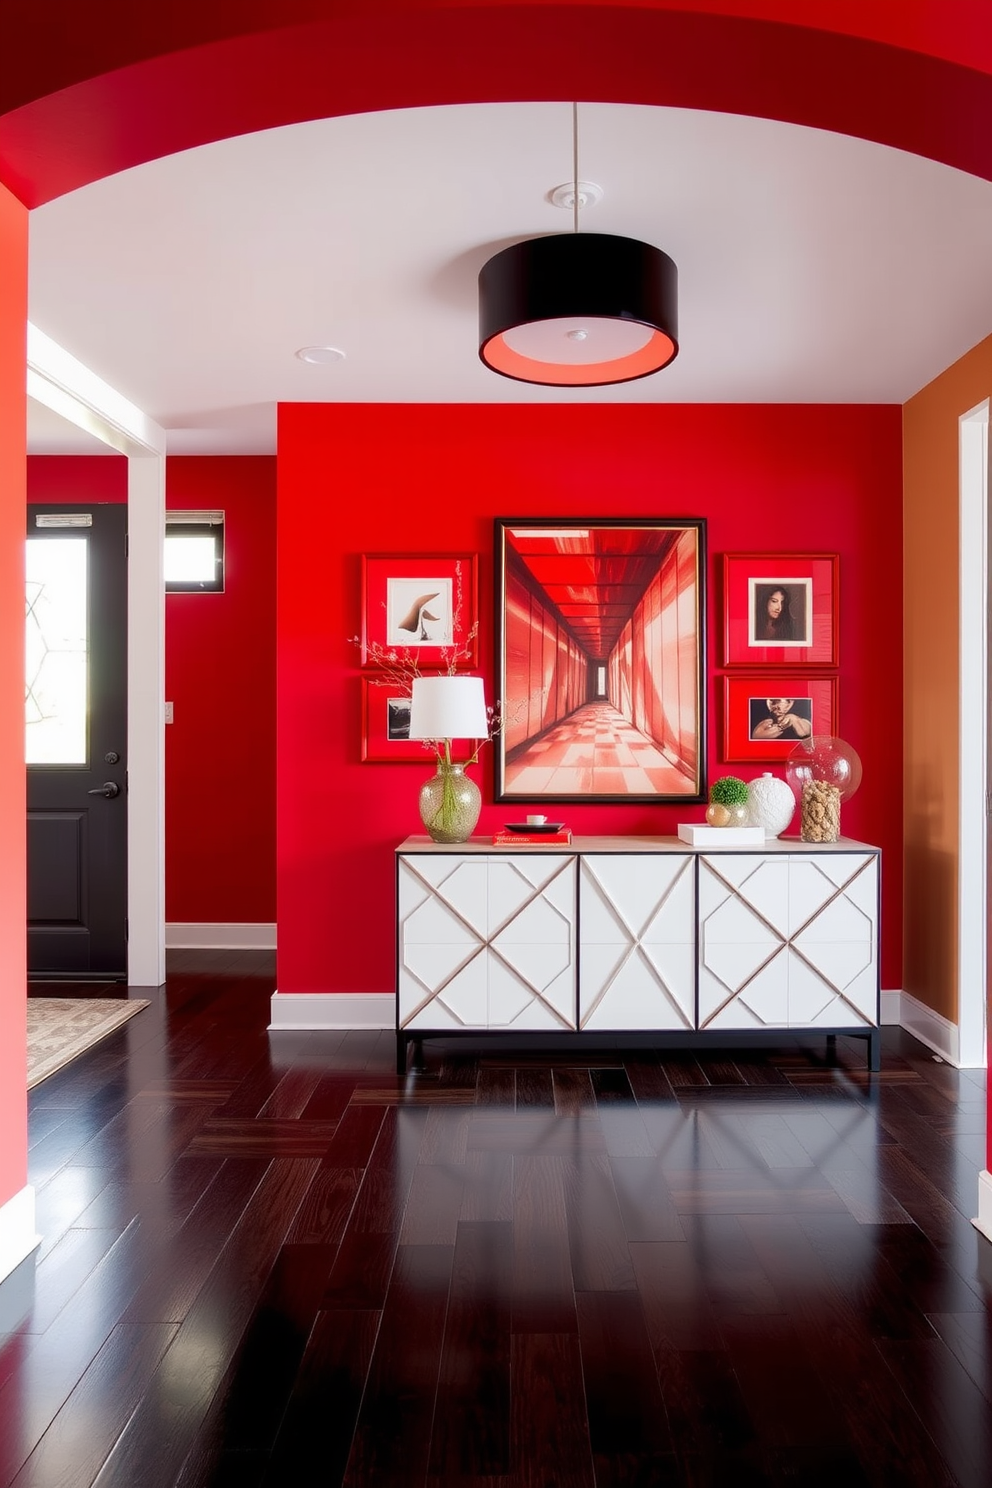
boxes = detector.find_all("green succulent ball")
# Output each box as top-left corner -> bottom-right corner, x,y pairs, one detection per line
709,775 -> 749,806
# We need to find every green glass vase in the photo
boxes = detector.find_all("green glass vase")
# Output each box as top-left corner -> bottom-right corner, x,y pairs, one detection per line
418,761 -> 481,843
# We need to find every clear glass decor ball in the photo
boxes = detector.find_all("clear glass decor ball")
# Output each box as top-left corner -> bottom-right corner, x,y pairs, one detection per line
745,772 -> 795,838
785,737 -> 863,802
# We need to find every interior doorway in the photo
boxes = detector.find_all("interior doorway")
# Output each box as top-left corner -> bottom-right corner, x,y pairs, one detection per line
26,504 -> 128,976
28,323 -> 168,987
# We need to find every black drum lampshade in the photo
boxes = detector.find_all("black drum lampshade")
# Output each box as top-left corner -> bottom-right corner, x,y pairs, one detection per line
478,232 -> 678,387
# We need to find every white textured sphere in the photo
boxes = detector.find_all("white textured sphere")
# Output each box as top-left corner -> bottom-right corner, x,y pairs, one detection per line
745,772 -> 795,838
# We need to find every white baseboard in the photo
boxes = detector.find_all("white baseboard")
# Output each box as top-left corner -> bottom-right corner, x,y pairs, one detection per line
0,1186 -> 40,1287
265,986 -> 976,1056
884,988 -> 962,1065
879,989 -> 902,1026
166,923 -> 276,950
268,992 -> 393,1031
974,1170 -> 992,1244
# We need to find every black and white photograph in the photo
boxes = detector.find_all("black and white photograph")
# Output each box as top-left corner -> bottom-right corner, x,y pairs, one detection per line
386,696 -> 411,740
748,694 -> 813,741
748,578 -> 811,647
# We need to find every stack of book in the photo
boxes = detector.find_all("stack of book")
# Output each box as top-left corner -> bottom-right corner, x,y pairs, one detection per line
492,827 -> 572,846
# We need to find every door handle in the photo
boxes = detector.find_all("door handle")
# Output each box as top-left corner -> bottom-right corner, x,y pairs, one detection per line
87,781 -> 121,798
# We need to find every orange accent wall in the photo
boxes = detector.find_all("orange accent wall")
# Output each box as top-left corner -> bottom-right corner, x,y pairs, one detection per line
277,401 -> 903,999
0,181 -> 27,1209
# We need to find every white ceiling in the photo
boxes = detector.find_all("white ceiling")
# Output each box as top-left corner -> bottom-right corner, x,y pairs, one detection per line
27,402 -> 119,455
25,101 -> 992,454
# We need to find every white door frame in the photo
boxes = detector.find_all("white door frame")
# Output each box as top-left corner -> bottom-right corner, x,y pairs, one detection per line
959,397 -> 990,1068
27,325 -> 167,986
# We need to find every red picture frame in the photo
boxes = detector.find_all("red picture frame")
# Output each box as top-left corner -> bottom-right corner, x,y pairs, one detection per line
723,553 -> 838,668
360,553 -> 478,669
722,674 -> 839,763
360,677 -> 434,762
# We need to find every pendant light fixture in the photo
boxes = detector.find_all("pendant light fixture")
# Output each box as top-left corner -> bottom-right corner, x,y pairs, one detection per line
478,105 -> 679,387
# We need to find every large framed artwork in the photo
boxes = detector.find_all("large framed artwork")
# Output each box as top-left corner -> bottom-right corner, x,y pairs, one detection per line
494,517 -> 706,803
722,553 -> 839,668
722,674 -> 838,763
360,553 -> 478,669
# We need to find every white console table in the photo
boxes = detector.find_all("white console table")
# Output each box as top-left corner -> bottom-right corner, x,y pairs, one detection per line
395,835 -> 881,1074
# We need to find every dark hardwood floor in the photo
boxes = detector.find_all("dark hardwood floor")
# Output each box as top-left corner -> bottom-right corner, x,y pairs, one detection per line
4,950 -> 992,1485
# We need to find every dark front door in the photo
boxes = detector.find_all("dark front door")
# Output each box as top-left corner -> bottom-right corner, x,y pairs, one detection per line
26,504 -> 128,977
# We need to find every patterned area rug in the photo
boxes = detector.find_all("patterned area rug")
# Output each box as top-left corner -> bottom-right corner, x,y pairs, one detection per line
27,999 -> 150,1090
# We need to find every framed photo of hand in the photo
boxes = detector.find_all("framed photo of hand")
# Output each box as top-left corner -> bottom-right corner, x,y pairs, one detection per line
722,675 -> 838,762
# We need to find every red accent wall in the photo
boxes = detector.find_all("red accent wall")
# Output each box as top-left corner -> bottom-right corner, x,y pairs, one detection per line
27,455 -> 277,925
277,402 -> 903,998
27,454 -> 127,503
165,458 -> 276,923
0,182 -> 27,1208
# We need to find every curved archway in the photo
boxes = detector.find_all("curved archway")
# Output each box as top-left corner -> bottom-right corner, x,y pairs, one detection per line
1,2 -> 992,204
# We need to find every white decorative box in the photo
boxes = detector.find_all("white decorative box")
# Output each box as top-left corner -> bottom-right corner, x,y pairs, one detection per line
677,824 -> 767,846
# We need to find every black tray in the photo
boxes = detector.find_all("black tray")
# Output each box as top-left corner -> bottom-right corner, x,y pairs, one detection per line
502,822 -> 566,834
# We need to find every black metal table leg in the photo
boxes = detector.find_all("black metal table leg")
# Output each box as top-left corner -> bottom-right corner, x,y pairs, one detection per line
868,1027 -> 881,1071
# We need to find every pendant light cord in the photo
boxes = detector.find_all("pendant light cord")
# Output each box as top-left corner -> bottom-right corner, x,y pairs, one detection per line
572,102 -> 579,234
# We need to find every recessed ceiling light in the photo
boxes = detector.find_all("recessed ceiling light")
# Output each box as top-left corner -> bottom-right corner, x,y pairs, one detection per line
295,346 -> 346,365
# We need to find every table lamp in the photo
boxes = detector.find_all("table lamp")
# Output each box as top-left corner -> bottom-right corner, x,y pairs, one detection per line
408,675 -> 489,842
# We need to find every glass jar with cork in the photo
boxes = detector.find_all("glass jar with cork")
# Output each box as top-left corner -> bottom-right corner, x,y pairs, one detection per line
786,737 -> 862,844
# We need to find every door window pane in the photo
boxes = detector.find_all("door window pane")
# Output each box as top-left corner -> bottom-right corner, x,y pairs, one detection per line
26,537 -> 88,765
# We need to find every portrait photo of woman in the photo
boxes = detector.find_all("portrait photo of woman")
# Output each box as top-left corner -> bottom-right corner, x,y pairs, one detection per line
748,578 -> 811,647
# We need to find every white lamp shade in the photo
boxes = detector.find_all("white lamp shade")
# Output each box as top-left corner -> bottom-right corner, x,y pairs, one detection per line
408,675 -> 488,740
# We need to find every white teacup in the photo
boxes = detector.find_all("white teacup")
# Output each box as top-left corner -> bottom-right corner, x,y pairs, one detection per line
526,814 -> 547,826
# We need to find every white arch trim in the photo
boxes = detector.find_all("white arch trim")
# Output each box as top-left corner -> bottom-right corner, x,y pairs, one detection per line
27,323 -> 166,986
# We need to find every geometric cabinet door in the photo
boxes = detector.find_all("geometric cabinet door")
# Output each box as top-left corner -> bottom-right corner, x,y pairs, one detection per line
398,853 -> 576,1031
698,852 -> 879,1032
579,854 -> 695,1030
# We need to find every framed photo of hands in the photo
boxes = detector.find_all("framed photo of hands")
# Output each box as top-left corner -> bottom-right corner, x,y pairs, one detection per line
722,675 -> 838,763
